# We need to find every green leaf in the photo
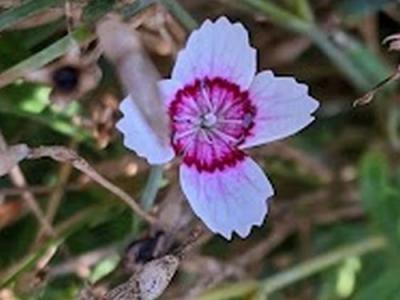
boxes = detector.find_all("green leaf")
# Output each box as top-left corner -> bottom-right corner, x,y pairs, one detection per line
0,0 -> 63,31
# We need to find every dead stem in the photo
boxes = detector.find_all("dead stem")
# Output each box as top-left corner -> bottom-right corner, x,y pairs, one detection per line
353,69 -> 400,106
26,145 -> 157,225
0,131 -> 55,237
34,148 -> 74,246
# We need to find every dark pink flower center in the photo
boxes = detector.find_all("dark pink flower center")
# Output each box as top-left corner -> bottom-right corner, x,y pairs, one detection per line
169,77 -> 256,172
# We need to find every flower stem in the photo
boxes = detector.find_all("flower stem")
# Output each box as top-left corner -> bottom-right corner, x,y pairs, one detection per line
140,165 -> 164,211
131,165 -> 164,233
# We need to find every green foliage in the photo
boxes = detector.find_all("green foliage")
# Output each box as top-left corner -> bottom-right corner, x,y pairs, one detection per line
0,83 -> 89,140
360,152 -> 400,252
353,269 -> 400,300
348,153 -> 400,300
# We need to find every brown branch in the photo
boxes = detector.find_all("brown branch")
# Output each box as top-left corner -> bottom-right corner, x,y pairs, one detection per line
26,145 -> 157,225
0,132 -> 55,236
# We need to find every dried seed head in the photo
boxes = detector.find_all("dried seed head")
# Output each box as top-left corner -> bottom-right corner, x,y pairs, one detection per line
123,231 -> 167,273
23,44 -> 102,109
52,65 -> 80,93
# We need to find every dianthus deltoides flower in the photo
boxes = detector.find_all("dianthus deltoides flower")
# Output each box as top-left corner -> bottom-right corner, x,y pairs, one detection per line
117,17 -> 319,239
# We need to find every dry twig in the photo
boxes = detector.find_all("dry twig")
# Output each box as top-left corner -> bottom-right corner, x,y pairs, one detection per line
0,132 -> 55,236
26,145 -> 157,224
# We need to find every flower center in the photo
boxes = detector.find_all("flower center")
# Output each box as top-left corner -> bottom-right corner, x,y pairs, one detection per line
201,112 -> 217,128
169,77 -> 256,172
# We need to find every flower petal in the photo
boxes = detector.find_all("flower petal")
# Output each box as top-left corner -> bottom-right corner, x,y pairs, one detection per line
241,71 -> 319,148
158,79 -> 182,106
180,157 -> 273,239
116,95 -> 175,164
172,17 -> 256,90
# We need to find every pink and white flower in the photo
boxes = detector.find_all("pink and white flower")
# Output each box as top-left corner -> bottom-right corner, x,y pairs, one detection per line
117,17 -> 319,239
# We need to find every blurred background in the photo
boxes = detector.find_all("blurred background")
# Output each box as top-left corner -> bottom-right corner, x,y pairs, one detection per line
0,0 -> 400,299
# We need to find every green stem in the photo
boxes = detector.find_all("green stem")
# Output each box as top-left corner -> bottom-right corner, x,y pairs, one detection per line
0,0 -> 63,31
140,165 -> 164,211
131,165 -> 164,232
258,235 -> 386,297
161,0 -> 198,31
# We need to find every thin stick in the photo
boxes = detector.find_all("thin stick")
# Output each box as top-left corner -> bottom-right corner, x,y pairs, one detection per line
27,145 -> 156,224
34,154 -> 74,246
0,183 -> 82,197
353,69 -> 400,106
0,132 -> 55,236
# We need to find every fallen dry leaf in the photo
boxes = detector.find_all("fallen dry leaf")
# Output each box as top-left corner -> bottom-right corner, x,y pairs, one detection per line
105,255 -> 179,300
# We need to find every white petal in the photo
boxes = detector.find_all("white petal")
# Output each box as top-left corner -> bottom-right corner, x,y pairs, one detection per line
241,71 -> 319,149
172,17 -> 256,90
158,79 -> 182,106
116,96 -> 175,164
180,157 -> 273,239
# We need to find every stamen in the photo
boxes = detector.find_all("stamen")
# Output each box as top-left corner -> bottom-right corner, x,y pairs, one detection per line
200,129 -> 214,144
173,115 -> 196,123
202,112 -> 218,128
169,77 -> 256,172
217,118 -> 243,125
212,127 -> 240,144
216,96 -> 242,115
200,81 -> 214,112
179,131 -> 198,155
173,128 -> 197,141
